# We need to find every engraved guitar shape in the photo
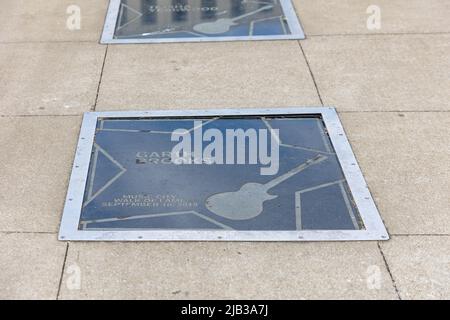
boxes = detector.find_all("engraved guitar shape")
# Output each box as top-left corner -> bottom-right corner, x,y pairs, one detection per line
205,155 -> 328,220
193,5 -> 273,34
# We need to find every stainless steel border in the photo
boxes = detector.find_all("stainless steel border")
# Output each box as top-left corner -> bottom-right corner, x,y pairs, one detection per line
58,107 -> 389,241
100,0 -> 306,44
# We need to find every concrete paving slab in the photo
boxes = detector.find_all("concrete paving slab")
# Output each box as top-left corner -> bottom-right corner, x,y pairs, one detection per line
59,242 -> 398,299
381,236 -> 450,299
0,116 -> 81,233
0,233 -> 66,299
340,112 -> 450,235
301,34 -> 450,111
96,41 -> 321,111
0,0 -> 108,43
0,43 -> 105,115
0,0 -> 447,302
294,0 -> 450,36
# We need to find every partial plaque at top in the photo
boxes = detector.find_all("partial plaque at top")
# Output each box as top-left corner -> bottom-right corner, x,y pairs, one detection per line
101,0 -> 305,43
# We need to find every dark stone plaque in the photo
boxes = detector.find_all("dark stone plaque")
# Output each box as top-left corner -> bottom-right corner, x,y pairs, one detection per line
79,116 -> 363,231
101,0 -> 305,43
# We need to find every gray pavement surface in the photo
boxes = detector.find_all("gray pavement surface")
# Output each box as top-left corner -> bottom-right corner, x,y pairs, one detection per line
0,0 -> 449,299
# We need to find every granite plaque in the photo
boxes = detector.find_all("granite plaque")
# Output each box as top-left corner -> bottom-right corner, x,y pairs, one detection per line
101,0 -> 305,43
59,108 -> 388,241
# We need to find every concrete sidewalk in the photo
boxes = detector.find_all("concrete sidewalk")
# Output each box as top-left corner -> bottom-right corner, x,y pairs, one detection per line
0,0 -> 449,299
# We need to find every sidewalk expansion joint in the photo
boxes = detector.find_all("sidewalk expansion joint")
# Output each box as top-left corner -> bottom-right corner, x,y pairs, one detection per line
92,45 -> 109,111
377,242 -> 402,300
307,31 -> 450,38
56,243 -> 70,300
0,231 -> 57,235
0,40 -> 100,45
298,41 -> 323,106
391,234 -> 450,237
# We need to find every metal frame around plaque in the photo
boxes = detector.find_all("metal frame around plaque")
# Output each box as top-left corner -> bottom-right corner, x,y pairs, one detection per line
59,107 -> 389,241
100,0 -> 305,44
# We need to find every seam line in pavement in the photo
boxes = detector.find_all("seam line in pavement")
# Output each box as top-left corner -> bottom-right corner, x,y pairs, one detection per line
56,243 -> 69,300
0,114 -> 82,118
93,45 -> 109,111
0,31 -> 449,44
308,31 -> 450,38
391,234 -> 450,237
0,110 -> 449,118
338,110 -> 450,113
0,40 -> 100,45
0,231 -> 57,234
298,41 -> 323,105
377,242 -> 401,300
